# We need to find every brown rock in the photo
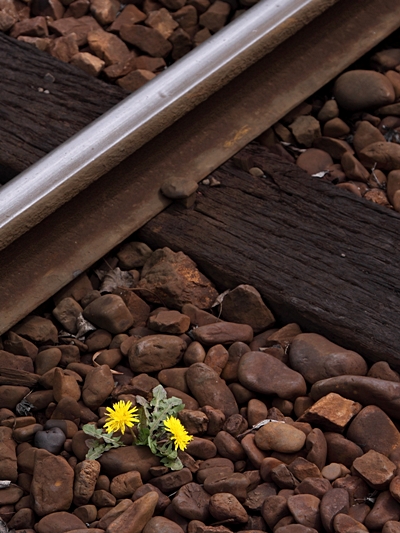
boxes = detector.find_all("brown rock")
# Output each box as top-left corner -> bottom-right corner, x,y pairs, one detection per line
65,0 -> 90,17
82,365 -> 114,409
117,69 -> 156,92
368,361 -> 400,382
106,491 -> 158,533
110,5 -> 146,32
255,422 -> 306,453
145,7 -> 178,38
186,363 -> 238,417
128,335 -> 186,373
198,0 -> 229,32
0,427 -> 17,482
120,23 -> 172,57
192,321 -> 253,345
324,433 -> 363,468
0,0 -> 18,31
288,458 -> 321,482
333,513 -> 368,533
144,516 -> 184,533
220,342 -> 250,383
173,5 -> 197,29
313,137 -> 353,159
90,0 -> 119,24
35,511 -> 86,533
53,368 -> 81,402
213,430 -> 245,461
287,494 -> 321,530
296,148 -> 334,175
0,386 -> 30,410
52,297 -> 82,335
364,491 -> 400,531
340,152 -> 370,182
150,467 -> 192,493
10,15 -> 48,37
310,376 -> 400,420
204,471 -> 249,502
0,485 -> 23,504
0,350 -> 34,373
31,452 -> 74,516
183,341 -> 206,366
4,331 -> 38,359
12,315 -> 57,344
219,285 -> 274,333
204,344 -> 229,376
181,303 -> 221,327
295,477 -> 332,499
73,460 -> 101,506
166,387 -> 199,411
334,70 -> 395,111
298,393 -> 361,432
289,334 -> 367,384
332,475 -> 369,506
35,348 -> 62,375
83,294 -> 133,334
383,521 -> 400,533
172,482 -> 211,521
346,405 -> 400,455
360,141 -> 400,171
49,16 -> 102,46
209,492 -> 248,523
138,249 -> 218,309
148,309 -> 190,334
158,368 -> 188,393
289,116 -> 321,147
70,52 -> 105,77
99,445 -> 160,482
306,428 -> 327,471
353,449 -> 396,490
320,488 -> 349,533
238,351 -> 306,400
262,495 -> 290,528
178,410 -> 208,435
323,118 -> 350,138
353,120 -> 386,156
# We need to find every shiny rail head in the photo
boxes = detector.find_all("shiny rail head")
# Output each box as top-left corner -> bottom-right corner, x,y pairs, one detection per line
0,0 -> 338,250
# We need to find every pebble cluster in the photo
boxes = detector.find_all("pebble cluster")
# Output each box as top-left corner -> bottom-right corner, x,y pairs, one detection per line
0,0 -> 255,87
261,48 -> 400,212
1,242 -> 400,533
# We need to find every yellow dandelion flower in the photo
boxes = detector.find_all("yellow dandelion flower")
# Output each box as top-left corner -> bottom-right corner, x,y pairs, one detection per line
164,416 -> 193,451
103,400 -> 139,435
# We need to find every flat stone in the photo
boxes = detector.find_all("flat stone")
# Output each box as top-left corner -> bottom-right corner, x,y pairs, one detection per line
298,393 -> 361,432
143,516 -> 185,533
213,430 -> 245,461
12,315 -> 58,344
310,376 -> 400,420
117,242 -> 152,269
4,331 -> 38,359
360,141 -> 400,171
117,69 -> 156,92
10,15 -> 48,37
313,137 -> 354,159
296,148 -> 334,175
128,334 -> 186,373
110,470 -> 143,499
334,70 -> 395,111
148,309 -> 190,334
82,365 -> 114,409
192,321 -> 253,345
219,285 -> 274,333
289,333 -> 367,384
99,445 -> 160,482
35,511 -> 86,533
186,362 -> 238,417
31,452 -> 74,516
320,488 -> 349,533
353,450 -> 396,490
295,477 -> 332,499
353,120 -> 386,156
324,433 -> 363,468
333,513 -> 368,533
254,422 -> 306,453
209,492 -> 248,523
106,491 -> 158,533
49,16 -> 102,46
70,52 -> 105,77
172,482 -> 211,521
120,23 -> 172,57
287,494 -> 321,530
238,351 -> 307,400
204,472 -> 249,502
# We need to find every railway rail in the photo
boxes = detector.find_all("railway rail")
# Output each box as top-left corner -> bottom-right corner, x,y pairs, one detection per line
0,0 -> 400,350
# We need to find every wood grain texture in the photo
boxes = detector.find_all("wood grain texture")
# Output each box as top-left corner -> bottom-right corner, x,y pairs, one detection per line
139,144 -> 400,368
0,34 -> 127,177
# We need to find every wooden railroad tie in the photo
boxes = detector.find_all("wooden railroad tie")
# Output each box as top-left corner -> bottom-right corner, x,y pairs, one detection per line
139,143 -> 400,369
